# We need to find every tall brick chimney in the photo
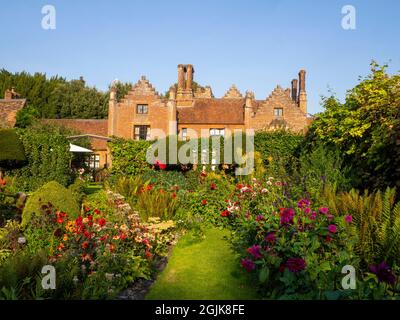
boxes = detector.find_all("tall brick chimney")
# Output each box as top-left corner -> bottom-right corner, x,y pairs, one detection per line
185,65 -> 194,90
298,70 -> 307,114
176,64 -> 194,106
177,64 -> 185,91
291,79 -> 298,102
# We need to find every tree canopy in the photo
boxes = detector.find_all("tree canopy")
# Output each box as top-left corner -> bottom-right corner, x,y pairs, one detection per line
306,62 -> 400,190
0,69 -> 109,119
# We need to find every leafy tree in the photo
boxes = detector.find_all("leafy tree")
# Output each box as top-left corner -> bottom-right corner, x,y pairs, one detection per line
15,105 -> 39,128
0,69 -> 109,119
306,62 -> 400,190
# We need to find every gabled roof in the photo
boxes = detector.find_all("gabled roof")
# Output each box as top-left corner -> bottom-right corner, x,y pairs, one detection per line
222,85 -> 243,99
178,98 -> 245,124
123,76 -> 159,98
0,99 -> 26,127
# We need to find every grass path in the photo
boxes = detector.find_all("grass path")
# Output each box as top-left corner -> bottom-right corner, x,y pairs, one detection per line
146,227 -> 258,300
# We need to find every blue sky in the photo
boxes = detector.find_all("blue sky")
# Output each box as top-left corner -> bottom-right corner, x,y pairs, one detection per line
1,0 -> 399,114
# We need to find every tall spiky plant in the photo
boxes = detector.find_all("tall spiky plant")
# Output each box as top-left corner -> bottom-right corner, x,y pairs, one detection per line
334,187 -> 400,267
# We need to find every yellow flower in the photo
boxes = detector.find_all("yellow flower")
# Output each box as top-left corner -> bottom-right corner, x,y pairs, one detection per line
268,156 -> 273,162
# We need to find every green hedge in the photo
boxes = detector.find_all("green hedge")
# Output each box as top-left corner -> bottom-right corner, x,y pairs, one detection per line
108,131 -> 303,176
13,124 -> 73,191
0,129 -> 26,169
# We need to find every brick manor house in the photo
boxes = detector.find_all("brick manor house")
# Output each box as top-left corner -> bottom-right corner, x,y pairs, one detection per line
1,65 -> 312,169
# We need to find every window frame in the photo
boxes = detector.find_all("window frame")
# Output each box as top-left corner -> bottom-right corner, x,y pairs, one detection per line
209,128 -> 225,137
274,108 -> 283,117
136,104 -> 149,114
86,154 -> 100,169
134,125 -> 151,140
181,128 -> 188,140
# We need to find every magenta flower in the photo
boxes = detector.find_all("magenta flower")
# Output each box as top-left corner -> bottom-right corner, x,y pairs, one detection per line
319,207 -> 329,214
369,261 -> 396,285
345,215 -> 353,223
326,214 -> 334,222
297,199 -> 311,209
280,208 -> 295,225
247,245 -> 263,259
265,232 -> 276,244
304,207 -> 311,214
286,258 -> 306,272
310,211 -> 317,220
241,258 -> 255,272
328,224 -> 337,233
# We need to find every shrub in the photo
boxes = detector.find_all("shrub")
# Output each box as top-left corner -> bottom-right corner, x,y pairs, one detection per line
306,62 -> 400,190
254,130 -> 304,176
0,129 -> 26,170
13,124 -> 73,191
108,137 -> 153,176
21,181 -> 80,229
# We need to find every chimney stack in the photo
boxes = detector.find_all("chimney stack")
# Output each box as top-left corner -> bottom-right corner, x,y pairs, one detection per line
4,87 -> 20,99
291,79 -> 298,102
185,64 -> 194,91
298,70 -> 307,114
177,64 -> 185,91
299,70 -> 306,92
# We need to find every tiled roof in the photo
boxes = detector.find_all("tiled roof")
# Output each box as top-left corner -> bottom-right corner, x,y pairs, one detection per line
0,99 -> 26,127
178,98 -> 245,124
42,119 -> 108,150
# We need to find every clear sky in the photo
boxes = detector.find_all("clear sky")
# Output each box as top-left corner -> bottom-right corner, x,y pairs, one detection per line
1,0 -> 399,114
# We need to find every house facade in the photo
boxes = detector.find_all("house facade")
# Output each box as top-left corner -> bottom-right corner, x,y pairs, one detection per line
108,64 -> 310,142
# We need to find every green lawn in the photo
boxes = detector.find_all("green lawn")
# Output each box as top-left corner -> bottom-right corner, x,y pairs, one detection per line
146,227 -> 259,300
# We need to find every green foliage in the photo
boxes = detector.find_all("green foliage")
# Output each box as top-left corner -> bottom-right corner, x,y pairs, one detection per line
112,81 -> 133,102
0,69 -> 108,119
136,189 -> 178,221
13,123 -> 73,191
21,181 -> 80,229
108,137 -> 153,176
141,170 -> 189,190
15,105 -> 39,128
0,129 -> 26,170
289,145 -> 351,202
0,250 -> 49,300
329,187 -> 400,267
306,62 -> 400,190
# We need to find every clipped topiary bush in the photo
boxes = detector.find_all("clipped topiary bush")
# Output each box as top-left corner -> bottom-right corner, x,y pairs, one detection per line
21,181 -> 80,228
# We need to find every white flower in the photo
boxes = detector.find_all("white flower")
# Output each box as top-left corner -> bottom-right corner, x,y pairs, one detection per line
267,181 -> 273,186
261,188 -> 268,193
17,237 -> 26,244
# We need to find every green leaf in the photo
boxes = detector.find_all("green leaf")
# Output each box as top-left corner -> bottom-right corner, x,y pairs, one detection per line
259,267 -> 269,283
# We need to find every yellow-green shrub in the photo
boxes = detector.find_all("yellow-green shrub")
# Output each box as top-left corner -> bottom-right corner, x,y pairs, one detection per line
21,181 -> 80,228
